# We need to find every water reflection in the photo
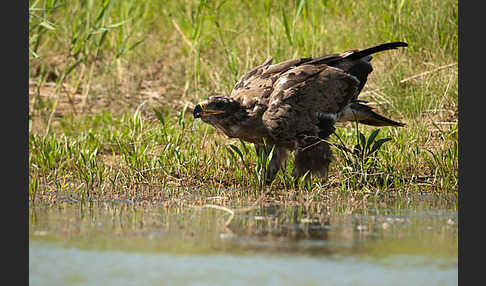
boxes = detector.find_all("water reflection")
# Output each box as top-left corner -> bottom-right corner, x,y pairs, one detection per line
29,193 -> 457,259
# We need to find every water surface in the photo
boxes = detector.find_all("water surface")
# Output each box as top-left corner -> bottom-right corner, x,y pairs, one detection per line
29,193 -> 457,285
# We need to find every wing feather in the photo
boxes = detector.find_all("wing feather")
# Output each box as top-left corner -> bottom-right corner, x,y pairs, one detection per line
232,57 -> 273,95
262,64 -> 360,145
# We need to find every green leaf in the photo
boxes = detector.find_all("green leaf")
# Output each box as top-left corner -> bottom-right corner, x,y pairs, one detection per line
370,138 -> 391,154
39,21 -> 56,31
117,38 -> 145,58
95,0 -> 112,25
281,7 -> 292,45
366,129 -> 381,150
239,139 -> 249,154
29,0 -> 41,10
63,59 -> 83,79
153,108 -> 165,125
225,146 -> 237,162
266,145 -> 276,167
353,143 -> 361,155
359,132 -> 366,150
293,0 -> 306,28
178,104 -> 188,127
229,144 -> 244,162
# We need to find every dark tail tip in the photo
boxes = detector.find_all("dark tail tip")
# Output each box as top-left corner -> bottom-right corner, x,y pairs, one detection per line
358,112 -> 406,127
358,118 -> 405,127
350,102 -> 406,127
348,41 -> 408,60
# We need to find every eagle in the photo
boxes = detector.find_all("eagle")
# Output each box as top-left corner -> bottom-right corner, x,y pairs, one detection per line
193,42 -> 407,183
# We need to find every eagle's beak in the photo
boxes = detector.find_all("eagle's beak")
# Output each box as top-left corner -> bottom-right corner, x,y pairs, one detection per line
193,102 -> 224,118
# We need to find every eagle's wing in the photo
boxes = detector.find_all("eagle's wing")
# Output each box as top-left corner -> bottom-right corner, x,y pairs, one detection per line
306,42 -> 408,96
230,56 -> 315,110
230,57 -> 274,109
261,64 -> 360,146
231,42 -> 407,113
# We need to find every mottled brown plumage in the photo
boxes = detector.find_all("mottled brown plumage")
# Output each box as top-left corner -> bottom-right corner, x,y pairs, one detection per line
193,42 -> 407,183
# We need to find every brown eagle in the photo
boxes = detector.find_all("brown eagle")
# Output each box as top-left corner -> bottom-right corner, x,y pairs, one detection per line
193,42 -> 407,183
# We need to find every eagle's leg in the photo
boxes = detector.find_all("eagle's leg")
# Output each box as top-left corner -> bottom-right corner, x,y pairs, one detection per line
292,140 -> 332,183
254,144 -> 289,184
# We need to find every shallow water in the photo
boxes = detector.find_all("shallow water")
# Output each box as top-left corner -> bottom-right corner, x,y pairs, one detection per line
29,193 -> 457,286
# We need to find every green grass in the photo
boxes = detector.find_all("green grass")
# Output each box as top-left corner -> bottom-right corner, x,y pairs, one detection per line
29,0 -> 458,204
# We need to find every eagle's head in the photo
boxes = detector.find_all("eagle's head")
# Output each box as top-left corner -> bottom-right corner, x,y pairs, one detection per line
193,96 -> 257,140
193,96 -> 244,124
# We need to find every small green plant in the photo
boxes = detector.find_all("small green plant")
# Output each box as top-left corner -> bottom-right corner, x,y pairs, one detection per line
295,171 -> 312,190
225,140 -> 251,185
225,139 -> 277,192
335,128 -> 392,190
424,141 -> 458,191
29,176 -> 39,205
254,140 -> 276,191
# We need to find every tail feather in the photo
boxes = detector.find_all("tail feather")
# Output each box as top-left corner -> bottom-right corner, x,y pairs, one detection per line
339,102 -> 405,127
347,42 -> 408,60
307,42 -> 408,66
